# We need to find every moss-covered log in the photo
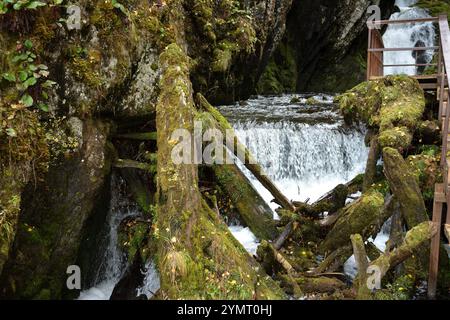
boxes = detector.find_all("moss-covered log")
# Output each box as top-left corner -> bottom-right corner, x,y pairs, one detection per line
382,147 -> 428,229
337,75 -> 425,152
319,189 -> 386,254
154,43 -> 285,300
352,222 -> 437,299
213,164 -> 278,240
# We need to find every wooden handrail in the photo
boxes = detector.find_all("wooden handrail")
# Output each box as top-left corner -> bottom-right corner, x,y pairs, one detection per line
368,46 -> 439,52
368,17 -> 439,26
439,14 -> 450,170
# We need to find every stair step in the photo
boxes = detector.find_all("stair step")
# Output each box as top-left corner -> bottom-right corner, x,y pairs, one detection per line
438,87 -> 449,101
442,101 -> 448,117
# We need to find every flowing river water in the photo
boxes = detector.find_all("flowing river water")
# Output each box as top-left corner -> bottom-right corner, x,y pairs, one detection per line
78,0 -> 438,299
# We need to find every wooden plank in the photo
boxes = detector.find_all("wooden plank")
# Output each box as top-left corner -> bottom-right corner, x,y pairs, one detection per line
434,183 -> 446,203
384,63 -> 438,67
369,46 -> 439,52
428,184 -> 444,299
420,83 -> 438,90
369,17 -> 438,25
445,224 -> 450,242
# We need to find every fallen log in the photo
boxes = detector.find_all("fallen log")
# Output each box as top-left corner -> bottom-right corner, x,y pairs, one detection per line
197,93 -> 295,211
383,147 -> 428,229
273,221 -> 298,251
114,159 -> 156,173
319,190 -> 387,254
257,240 -> 296,275
352,221 -> 437,299
363,134 -> 381,192
295,276 -> 346,294
213,164 -> 278,240
313,245 -> 353,274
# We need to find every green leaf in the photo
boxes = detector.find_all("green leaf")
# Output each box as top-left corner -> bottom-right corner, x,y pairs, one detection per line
24,39 -> 33,49
26,1 -> 46,10
38,103 -> 49,112
2,73 -> 16,82
6,128 -> 17,137
23,76 -> 37,89
20,94 -> 34,107
18,71 -> 28,82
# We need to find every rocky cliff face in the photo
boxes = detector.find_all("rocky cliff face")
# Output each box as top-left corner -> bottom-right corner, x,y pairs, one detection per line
258,0 -> 396,93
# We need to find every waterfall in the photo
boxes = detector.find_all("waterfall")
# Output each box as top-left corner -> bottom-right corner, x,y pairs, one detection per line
218,94 -> 369,260
383,0 -> 436,75
78,174 -> 160,300
218,94 -> 369,214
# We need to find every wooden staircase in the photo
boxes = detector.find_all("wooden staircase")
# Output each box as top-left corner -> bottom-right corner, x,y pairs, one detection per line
368,14 -> 450,299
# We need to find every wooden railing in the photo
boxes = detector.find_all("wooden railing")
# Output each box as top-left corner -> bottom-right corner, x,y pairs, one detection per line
367,15 -> 450,300
366,17 -> 439,79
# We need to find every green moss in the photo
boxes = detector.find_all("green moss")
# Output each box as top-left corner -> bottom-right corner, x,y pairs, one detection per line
337,75 -> 425,151
257,42 -> 298,94
417,0 -> 450,22
320,189 -> 385,253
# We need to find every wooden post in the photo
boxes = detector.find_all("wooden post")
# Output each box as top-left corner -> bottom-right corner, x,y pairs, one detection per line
428,184 -> 444,299
367,27 -> 372,81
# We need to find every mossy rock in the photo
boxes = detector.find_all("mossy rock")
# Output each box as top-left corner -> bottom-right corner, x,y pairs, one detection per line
336,75 -> 425,151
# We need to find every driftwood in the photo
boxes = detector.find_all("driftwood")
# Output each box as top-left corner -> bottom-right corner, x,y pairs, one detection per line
197,93 -> 295,211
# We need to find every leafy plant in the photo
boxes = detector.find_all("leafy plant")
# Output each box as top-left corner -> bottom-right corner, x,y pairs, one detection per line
0,0 -> 62,15
1,39 -> 56,111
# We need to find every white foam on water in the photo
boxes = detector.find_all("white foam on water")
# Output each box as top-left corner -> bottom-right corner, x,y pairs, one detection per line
218,95 -> 369,216
78,176 -> 140,300
136,261 -> 161,299
383,0 -> 436,76
228,225 -> 260,256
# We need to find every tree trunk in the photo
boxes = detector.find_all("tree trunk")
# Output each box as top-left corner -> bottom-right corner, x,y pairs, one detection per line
155,44 -> 285,299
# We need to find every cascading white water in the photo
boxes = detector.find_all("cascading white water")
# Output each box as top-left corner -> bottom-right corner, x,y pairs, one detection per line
383,0 -> 436,75
218,94 -> 369,212
78,175 -> 160,300
218,94 -> 369,258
